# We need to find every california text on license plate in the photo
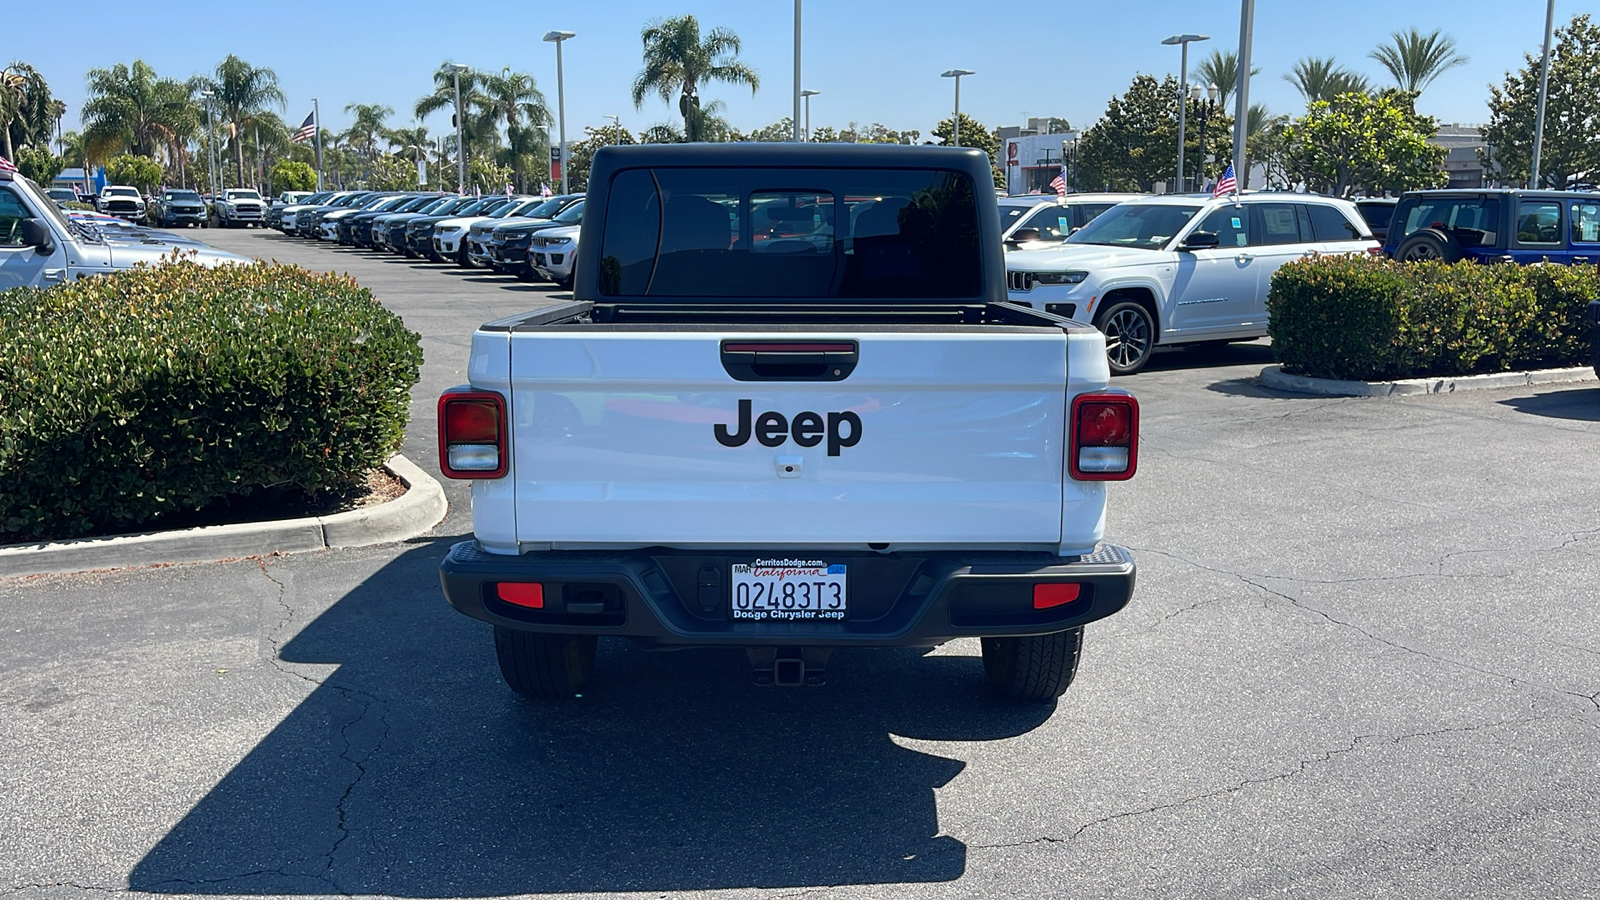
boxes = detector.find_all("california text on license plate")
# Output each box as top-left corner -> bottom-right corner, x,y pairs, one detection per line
729,559 -> 847,621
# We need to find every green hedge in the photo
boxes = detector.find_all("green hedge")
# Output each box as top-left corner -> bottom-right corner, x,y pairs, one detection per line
1267,256 -> 1598,381
0,257 -> 423,542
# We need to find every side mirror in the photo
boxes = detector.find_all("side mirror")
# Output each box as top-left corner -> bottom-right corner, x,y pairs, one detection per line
20,219 -> 54,253
1009,227 -> 1043,243
1180,231 -> 1221,251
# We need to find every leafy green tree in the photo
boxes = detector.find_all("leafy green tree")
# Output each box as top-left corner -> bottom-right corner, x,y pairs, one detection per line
478,68 -> 551,191
1075,74 -> 1183,192
1370,28 -> 1468,95
191,56 -> 285,190
2,62 -> 58,159
269,159 -> 316,192
639,123 -> 684,144
14,146 -> 64,184
466,156 -> 513,195
342,103 -> 392,177
81,61 -> 196,167
1482,13 -> 1600,189
1197,50 -> 1260,109
104,153 -> 163,191
363,153 -> 419,191
932,113 -> 1003,187
1282,90 -> 1445,195
566,125 -> 637,190
747,118 -> 792,142
1284,57 -> 1370,104
631,15 -> 759,142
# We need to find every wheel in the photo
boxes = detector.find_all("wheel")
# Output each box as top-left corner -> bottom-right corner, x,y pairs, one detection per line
1095,299 -> 1157,375
200,220 -> 208,229
554,275 -> 574,290
494,627 -> 596,698
981,628 -> 1083,700
515,266 -> 535,282
457,247 -> 473,267
1396,228 -> 1461,263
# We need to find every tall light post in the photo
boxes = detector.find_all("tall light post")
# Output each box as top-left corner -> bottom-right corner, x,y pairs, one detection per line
1530,0 -> 1556,188
543,31 -> 576,194
940,69 -> 974,147
1162,33 -> 1209,194
1232,0 -> 1255,196
604,114 -> 622,146
200,89 -> 217,196
801,89 -> 820,141
792,0 -> 803,141
448,63 -> 470,193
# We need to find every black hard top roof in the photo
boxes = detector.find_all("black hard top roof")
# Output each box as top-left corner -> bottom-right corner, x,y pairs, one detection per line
591,142 -> 991,172
1400,188 -> 1596,200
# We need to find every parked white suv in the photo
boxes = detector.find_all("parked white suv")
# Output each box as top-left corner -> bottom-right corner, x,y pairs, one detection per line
1006,193 -> 1378,374
94,185 -> 146,222
999,193 -> 1141,251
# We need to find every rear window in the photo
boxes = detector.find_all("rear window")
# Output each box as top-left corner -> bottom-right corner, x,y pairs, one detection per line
1307,203 -> 1366,241
1395,197 -> 1499,247
598,167 -> 982,299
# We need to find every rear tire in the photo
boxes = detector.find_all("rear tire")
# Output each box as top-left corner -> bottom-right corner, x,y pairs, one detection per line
981,628 -> 1083,700
494,628 -> 597,698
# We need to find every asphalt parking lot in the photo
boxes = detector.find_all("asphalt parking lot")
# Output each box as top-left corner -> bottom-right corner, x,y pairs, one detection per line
2,227 -> 1597,900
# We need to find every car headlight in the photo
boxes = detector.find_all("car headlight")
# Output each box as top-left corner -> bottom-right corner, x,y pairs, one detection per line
1035,271 -> 1088,285
545,237 -> 573,246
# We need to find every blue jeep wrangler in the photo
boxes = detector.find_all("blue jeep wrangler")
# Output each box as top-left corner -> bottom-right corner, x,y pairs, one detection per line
1384,189 -> 1600,266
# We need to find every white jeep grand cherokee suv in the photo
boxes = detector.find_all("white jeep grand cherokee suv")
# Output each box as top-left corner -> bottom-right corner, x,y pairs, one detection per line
1006,193 -> 1378,374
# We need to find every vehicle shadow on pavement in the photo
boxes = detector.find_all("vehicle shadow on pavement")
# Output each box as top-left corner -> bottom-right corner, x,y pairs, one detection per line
130,540 -> 1051,896
1498,387 -> 1600,421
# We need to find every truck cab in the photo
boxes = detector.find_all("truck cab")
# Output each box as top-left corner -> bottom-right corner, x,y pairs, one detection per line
0,167 -> 247,290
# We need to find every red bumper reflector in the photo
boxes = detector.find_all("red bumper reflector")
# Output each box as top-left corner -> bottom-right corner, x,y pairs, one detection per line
1033,583 -> 1082,609
497,582 -> 544,608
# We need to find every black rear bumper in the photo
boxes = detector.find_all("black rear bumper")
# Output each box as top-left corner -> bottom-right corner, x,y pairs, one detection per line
439,542 -> 1136,648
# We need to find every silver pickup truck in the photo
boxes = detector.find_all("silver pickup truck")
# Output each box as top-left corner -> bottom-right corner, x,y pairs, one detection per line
0,167 -> 247,290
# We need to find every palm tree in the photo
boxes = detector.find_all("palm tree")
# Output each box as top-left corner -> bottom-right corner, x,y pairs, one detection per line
415,63 -> 501,174
1370,28 -> 1468,94
477,68 -> 551,190
80,61 -> 197,166
342,103 -> 392,179
191,56 -> 285,189
1284,57 -> 1370,105
1196,50 -> 1261,109
2,62 -> 58,159
631,15 -> 759,143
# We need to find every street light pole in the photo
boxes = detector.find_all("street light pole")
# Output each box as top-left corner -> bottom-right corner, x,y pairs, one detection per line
605,115 -> 621,146
1530,0 -> 1556,188
449,63 -> 469,193
1163,34 -> 1209,193
1231,0 -> 1254,196
940,69 -> 974,147
543,31 -> 576,194
801,89 -> 820,141
200,89 -> 217,197
792,0 -> 802,141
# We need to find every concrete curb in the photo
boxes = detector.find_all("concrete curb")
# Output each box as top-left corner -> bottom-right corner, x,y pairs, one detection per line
0,454 -> 447,580
1259,365 -> 1598,397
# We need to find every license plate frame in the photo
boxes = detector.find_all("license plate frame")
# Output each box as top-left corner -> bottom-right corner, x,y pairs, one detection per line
729,559 -> 847,622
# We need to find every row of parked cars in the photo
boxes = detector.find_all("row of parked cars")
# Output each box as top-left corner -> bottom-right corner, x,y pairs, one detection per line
265,189 -> 585,288
1002,188 -> 1600,374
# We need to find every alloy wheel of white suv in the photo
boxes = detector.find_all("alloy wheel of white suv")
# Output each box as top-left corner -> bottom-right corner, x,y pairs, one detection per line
1097,301 -> 1157,375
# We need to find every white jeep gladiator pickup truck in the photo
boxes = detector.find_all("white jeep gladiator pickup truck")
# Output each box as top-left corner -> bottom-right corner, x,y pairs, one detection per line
437,144 -> 1139,702
211,188 -> 266,228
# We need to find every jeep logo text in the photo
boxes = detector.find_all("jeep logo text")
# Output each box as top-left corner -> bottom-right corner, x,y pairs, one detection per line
714,399 -> 862,456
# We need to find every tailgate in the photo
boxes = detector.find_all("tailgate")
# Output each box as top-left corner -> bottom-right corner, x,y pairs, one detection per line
508,330 -> 1073,548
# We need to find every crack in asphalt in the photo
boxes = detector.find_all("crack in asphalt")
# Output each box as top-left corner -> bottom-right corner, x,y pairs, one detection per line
967,716 -> 1556,854
1129,546 -> 1600,714
0,883 -> 123,897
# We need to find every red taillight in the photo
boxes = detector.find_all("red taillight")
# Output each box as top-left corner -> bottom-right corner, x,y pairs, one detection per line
496,582 -> 544,608
438,391 -> 507,479
1070,392 -> 1138,481
1033,583 -> 1082,609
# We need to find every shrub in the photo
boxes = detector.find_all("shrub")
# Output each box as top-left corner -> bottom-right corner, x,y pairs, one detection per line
1268,256 -> 1599,381
103,153 -> 163,192
0,256 -> 423,541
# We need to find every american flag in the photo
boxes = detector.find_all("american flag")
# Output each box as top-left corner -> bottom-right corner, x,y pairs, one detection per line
1212,164 -> 1236,198
0,155 -> 18,174
539,183 -> 552,198
292,110 -> 316,144
1048,164 -> 1067,197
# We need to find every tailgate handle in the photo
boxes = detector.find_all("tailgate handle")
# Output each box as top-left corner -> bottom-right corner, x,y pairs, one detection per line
721,341 -> 858,382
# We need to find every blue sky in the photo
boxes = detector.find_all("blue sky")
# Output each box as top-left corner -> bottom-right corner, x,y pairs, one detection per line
9,0 -> 1574,144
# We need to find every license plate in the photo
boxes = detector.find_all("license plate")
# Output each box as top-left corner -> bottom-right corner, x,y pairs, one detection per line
730,559 -> 847,621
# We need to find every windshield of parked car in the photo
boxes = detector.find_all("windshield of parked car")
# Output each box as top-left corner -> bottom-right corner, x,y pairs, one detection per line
226,190 -> 261,200
1066,203 -> 1202,250
522,197 -> 568,218
166,191 -> 201,201
367,196 -> 411,212
998,201 -> 1042,232
104,187 -> 140,198
553,200 -> 584,225
20,176 -> 80,237
455,197 -> 505,216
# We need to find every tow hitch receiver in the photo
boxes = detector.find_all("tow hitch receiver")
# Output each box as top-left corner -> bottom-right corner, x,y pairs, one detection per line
749,647 -> 832,687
